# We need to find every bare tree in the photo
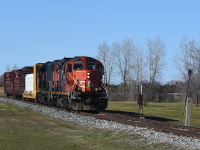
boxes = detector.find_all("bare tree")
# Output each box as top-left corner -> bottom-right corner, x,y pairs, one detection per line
108,42 -> 117,86
0,74 -> 4,87
131,45 -> 147,94
13,63 -> 20,70
173,36 -> 191,81
190,37 -> 200,106
146,36 -> 166,103
5,65 -> 11,72
96,42 -> 117,97
173,36 -> 200,101
116,38 -> 135,101
5,63 -> 20,72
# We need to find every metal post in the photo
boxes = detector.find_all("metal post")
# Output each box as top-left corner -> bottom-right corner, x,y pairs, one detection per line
182,69 -> 193,125
85,80 -> 86,92
140,84 -> 145,118
141,84 -> 143,117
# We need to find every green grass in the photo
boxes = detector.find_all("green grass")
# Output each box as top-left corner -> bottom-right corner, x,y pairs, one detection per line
0,101 -> 182,150
106,101 -> 200,127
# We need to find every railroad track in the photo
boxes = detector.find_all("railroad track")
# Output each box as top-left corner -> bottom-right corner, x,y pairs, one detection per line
95,112 -> 200,138
98,112 -> 200,133
1,95 -> 200,139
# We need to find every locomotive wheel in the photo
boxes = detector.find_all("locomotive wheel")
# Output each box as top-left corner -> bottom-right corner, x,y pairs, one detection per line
48,100 -> 53,106
66,107 -> 71,111
48,102 -> 52,106
35,95 -> 38,103
38,94 -> 42,104
12,95 -> 15,99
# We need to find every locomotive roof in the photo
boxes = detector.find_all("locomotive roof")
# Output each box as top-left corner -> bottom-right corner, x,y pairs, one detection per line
37,56 -> 101,70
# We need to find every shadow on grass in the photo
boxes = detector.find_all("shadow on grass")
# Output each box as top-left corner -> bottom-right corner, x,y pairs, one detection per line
103,110 -> 178,122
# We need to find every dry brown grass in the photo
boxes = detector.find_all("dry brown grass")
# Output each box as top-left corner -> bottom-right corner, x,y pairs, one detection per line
0,87 -> 4,95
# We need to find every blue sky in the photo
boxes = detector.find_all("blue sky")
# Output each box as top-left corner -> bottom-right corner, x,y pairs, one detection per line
1,0 -> 200,84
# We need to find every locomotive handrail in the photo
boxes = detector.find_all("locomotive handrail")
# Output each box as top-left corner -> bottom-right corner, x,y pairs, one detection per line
101,83 -> 108,98
68,73 -> 76,92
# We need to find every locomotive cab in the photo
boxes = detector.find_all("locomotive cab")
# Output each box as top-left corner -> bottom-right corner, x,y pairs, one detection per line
64,57 -> 107,111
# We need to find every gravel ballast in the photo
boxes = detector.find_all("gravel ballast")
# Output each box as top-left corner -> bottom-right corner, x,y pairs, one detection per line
0,98 -> 200,149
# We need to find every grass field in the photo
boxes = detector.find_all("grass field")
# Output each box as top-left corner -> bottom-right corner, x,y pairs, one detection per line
0,101 -> 182,150
106,101 -> 200,127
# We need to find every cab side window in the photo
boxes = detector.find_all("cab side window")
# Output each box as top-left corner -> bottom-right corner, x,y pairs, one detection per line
67,64 -> 72,73
97,64 -> 102,73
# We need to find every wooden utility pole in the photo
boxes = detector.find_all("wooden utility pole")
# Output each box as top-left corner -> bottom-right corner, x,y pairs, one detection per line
182,69 -> 193,125
185,97 -> 192,126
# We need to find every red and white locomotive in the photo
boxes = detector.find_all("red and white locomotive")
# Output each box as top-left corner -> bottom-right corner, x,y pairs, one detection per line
37,56 -> 108,111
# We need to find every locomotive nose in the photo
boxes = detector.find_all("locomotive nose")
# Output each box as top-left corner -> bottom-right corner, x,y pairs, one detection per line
76,70 -> 99,92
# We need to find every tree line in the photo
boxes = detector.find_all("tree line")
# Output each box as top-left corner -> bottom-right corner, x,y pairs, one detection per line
96,35 -> 200,103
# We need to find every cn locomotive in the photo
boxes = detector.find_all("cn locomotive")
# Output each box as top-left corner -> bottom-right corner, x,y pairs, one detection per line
4,56 -> 108,111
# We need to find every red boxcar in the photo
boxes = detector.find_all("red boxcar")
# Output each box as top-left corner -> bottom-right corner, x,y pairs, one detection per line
11,70 -> 22,97
4,67 -> 33,98
4,72 -> 12,96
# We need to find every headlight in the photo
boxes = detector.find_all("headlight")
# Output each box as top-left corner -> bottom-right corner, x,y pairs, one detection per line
78,87 -> 82,91
99,87 -> 102,90
87,76 -> 90,78
87,73 -> 90,75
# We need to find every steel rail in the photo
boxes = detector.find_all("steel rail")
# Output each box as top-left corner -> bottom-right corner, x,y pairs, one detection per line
99,112 -> 200,133
80,111 -> 200,138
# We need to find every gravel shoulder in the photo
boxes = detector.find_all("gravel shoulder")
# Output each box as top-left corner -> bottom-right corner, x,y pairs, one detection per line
0,98 -> 200,150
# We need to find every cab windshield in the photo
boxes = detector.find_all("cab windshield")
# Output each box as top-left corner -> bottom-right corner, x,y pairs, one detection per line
87,64 -> 95,70
74,64 -> 83,70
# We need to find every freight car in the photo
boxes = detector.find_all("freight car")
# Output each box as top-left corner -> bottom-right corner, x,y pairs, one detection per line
4,67 -> 33,98
4,56 -> 108,111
